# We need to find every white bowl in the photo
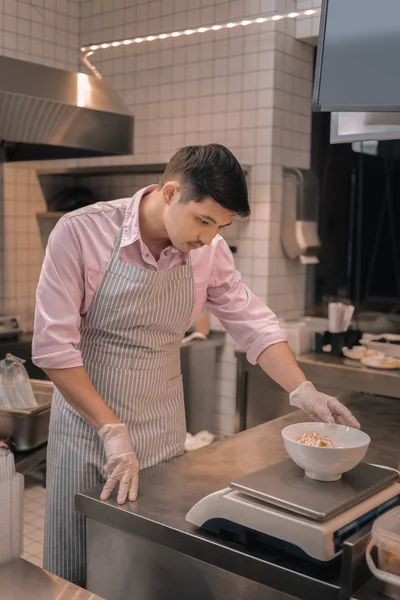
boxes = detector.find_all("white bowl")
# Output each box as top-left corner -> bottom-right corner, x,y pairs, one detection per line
282,422 -> 370,482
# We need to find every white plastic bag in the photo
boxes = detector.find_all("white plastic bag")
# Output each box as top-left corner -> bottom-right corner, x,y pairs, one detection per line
0,354 -> 38,410
0,375 -> 8,408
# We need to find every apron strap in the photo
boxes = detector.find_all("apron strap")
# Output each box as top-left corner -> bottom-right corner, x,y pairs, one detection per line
109,227 -> 125,261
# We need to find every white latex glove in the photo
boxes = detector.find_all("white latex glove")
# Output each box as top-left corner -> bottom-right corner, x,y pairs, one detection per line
289,381 -> 360,428
98,423 -> 139,504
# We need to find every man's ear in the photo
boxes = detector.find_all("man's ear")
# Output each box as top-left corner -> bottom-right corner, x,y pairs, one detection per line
162,181 -> 181,205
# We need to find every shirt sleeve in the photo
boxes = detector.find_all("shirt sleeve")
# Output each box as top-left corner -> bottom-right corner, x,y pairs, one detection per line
32,217 -> 85,369
206,239 -> 287,365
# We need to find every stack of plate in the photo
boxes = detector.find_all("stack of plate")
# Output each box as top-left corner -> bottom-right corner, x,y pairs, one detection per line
361,334 -> 400,358
343,344 -> 400,370
0,449 -> 23,565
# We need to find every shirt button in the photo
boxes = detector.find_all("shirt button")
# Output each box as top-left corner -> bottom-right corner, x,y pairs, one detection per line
146,253 -> 150,258
164,249 -> 169,255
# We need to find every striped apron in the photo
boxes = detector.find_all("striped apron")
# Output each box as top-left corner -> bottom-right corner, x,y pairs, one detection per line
43,227 -> 194,585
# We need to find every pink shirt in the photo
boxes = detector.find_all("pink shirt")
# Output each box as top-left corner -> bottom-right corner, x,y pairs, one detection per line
32,186 -> 287,369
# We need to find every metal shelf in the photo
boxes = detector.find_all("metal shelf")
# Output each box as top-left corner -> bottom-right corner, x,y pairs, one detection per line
37,163 -> 169,177
36,163 -> 251,178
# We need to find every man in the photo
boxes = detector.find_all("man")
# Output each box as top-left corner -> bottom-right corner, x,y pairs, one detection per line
33,144 -> 359,585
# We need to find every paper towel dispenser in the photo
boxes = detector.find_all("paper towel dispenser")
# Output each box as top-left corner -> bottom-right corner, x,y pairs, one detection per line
281,168 -> 321,265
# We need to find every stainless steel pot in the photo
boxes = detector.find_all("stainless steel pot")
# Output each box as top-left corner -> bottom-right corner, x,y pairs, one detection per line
0,380 -> 53,451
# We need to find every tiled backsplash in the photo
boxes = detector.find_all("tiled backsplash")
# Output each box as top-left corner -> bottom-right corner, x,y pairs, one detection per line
2,166 -> 48,329
0,0 -> 79,70
1,0 -> 315,435
0,0 -> 80,324
296,0 -> 321,40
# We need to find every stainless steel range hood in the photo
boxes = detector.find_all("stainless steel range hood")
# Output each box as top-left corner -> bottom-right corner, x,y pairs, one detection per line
0,55 -> 133,162
313,0 -> 400,144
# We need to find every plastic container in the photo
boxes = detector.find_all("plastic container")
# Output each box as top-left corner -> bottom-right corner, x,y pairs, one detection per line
0,379 -> 53,450
0,449 -> 24,565
366,506 -> 400,600
281,320 -> 312,356
303,317 -> 329,333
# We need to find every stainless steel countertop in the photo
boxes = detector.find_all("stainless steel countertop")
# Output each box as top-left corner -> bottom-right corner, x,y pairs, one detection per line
236,349 -> 400,400
298,352 -> 400,399
76,392 -> 400,600
0,558 -> 104,599
299,351 -> 400,379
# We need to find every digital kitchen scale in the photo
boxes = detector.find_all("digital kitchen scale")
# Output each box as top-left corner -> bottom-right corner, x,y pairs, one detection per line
186,460 -> 400,562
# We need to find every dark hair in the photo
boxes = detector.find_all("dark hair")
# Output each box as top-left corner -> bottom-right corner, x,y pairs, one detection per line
160,144 -> 250,217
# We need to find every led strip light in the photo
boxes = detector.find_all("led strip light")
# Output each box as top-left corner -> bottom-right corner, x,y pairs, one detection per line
81,8 -> 320,78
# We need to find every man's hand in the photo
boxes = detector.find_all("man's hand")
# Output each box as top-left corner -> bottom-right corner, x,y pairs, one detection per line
98,423 -> 139,504
289,381 -> 360,428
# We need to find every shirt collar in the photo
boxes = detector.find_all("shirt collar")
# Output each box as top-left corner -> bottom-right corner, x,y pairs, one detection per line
121,185 -> 180,254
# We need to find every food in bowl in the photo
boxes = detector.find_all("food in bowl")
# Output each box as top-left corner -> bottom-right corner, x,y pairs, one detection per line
282,422 -> 370,481
298,432 -> 336,447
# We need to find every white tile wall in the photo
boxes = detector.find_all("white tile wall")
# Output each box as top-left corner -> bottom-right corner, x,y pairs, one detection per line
297,0 -> 321,8
0,0 -> 80,326
2,166 -> 49,328
1,0 -> 316,435
296,0 -> 321,41
0,0 -> 79,69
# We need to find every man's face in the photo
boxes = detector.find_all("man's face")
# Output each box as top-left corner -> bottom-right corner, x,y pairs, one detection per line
163,183 -> 236,252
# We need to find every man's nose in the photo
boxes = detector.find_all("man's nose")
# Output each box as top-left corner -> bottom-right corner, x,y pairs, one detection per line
199,230 -> 217,246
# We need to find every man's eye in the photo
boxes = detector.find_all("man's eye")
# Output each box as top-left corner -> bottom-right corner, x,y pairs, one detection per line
199,218 -> 209,225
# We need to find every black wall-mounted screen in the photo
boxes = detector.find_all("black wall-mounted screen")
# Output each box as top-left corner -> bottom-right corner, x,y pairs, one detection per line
313,0 -> 400,112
